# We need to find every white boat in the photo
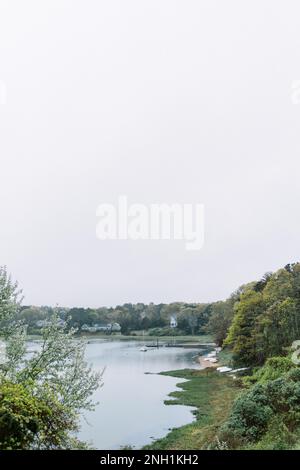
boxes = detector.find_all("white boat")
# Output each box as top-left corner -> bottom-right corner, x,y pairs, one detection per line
140,331 -> 147,352
207,351 -> 217,358
217,366 -> 232,373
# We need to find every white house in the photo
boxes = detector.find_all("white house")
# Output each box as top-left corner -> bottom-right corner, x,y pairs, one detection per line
170,315 -> 177,328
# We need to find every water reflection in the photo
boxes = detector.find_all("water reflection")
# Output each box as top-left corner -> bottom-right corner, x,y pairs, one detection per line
79,340 -> 205,449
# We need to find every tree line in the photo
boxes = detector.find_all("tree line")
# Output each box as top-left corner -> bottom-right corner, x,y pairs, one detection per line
12,262 -> 300,362
207,262 -> 300,367
210,263 -> 300,450
2,261 -> 300,449
17,302 -> 212,336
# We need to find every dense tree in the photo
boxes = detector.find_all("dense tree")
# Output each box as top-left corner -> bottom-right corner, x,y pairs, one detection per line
219,367 -> 300,449
206,300 -> 234,346
224,264 -> 300,366
0,381 -> 78,449
225,290 -> 266,366
16,300 -> 213,336
17,307 -> 45,327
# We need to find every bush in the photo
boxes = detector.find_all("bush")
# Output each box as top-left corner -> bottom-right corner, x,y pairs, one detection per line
220,384 -> 273,445
248,416 -> 298,450
243,356 -> 296,387
0,380 -> 77,449
219,367 -> 300,448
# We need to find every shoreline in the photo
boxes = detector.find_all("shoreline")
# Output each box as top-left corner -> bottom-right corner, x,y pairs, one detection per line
144,367 -> 240,450
197,354 -> 220,369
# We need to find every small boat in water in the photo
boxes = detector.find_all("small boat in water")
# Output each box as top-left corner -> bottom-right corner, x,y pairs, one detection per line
140,331 -> 147,352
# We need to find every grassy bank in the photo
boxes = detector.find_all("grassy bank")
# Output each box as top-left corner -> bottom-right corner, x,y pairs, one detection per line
79,333 -> 213,343
144,368 -> 240,450
28,332 -> 213,343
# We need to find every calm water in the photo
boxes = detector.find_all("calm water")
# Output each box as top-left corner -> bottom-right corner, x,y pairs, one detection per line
79,340 -> 206,449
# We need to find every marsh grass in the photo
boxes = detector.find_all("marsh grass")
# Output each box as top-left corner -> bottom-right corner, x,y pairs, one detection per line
144,368 -> 240,450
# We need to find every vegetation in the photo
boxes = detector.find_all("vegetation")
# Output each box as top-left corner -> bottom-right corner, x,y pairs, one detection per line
15,302 -> 213,337
219,365 -> 300,449
144,368 -> 240,450
221,264 -> 300,367
3,260 -> 300,450
0,381 -> 78,450
148,262 -> 300,451
0,266 -> 102,449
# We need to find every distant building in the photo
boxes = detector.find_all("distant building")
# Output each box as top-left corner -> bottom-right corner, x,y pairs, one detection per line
36,319 -> 66,329
107,322 -> 122,332
81,322 -> 121,333
170,315 -> 177,328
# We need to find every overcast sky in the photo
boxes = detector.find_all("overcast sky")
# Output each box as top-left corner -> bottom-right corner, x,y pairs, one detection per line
0,1 -> 300,307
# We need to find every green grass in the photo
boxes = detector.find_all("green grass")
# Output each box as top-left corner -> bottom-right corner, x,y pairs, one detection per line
28,330 -> 214,344
144,368 -> 241,450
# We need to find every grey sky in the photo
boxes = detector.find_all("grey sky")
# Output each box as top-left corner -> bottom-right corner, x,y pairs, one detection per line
0,1 -> 300,307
